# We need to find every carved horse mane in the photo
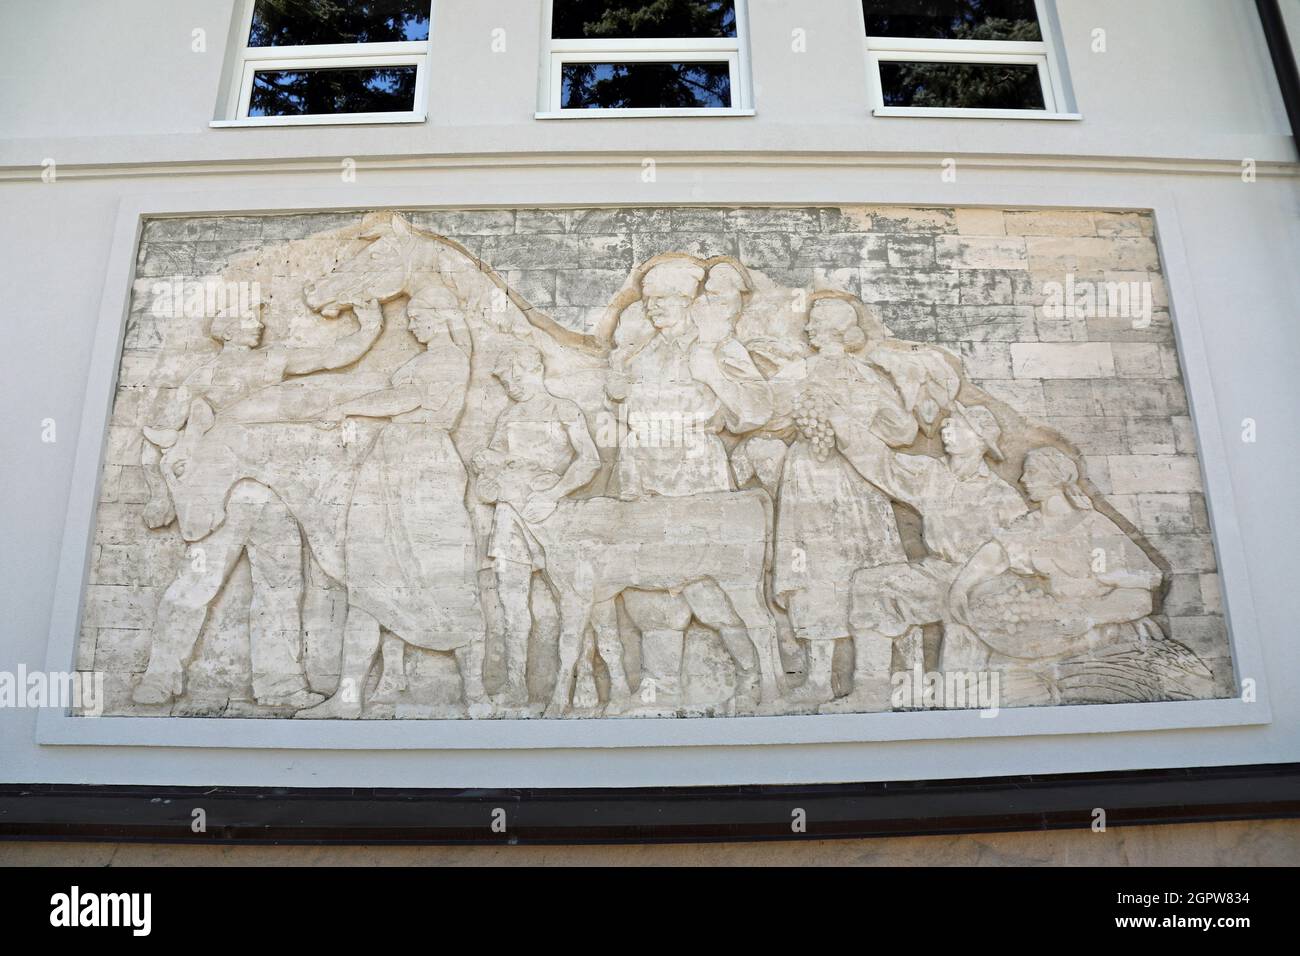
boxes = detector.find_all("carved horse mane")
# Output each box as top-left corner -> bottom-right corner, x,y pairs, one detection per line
343,210 -> 603,356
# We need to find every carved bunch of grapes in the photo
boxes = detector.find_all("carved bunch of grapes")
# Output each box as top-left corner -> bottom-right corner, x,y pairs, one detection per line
793,391 -> 835,462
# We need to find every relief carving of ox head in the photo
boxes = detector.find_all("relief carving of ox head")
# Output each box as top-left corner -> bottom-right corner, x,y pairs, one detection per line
143,400 -> 241,543
302,211 -> 424,318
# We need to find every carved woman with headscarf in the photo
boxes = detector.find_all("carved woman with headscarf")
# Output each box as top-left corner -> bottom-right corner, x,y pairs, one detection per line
769,293 -> 918,705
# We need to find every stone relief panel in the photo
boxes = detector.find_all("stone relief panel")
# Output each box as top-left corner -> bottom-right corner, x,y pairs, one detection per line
79,206 -> 1235,719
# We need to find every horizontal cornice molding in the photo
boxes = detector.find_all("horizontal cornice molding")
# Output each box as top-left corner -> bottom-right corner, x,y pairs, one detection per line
1,150 -> 1298,183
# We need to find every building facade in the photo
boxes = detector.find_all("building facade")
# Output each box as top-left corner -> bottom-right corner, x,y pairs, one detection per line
2,0 -> 1299,857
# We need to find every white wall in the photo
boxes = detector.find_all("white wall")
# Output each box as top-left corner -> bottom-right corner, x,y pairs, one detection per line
0,1 -> 1293,164
1,0 -> 1298,787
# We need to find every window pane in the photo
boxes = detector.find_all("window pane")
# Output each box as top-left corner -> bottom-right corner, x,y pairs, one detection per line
863,0 -> 1042,42
249,0 -> 430,46
552,1 -> 737,39
878,61 -> 1045,109
248,66 -> 418,116
561,61 -> 731,108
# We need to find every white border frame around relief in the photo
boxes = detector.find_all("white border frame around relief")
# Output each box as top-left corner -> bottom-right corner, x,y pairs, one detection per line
36,183 -> 1271,750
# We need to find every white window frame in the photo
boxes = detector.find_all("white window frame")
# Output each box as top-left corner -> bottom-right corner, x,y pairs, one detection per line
212,0 -> 431,128
863,0 -> 1080,120
537,0 -> 754,118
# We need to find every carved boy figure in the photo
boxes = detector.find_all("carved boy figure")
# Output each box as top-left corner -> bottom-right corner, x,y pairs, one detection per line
141,299 -> 383,456
474,343 -> 610,709
829,403 -> 1029,712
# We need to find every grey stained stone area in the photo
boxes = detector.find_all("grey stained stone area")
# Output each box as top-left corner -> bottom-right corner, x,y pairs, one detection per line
83,206 -> 1232,721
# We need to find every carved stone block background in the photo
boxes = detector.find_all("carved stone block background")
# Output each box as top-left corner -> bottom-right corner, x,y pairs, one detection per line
79,205 -> 1234,719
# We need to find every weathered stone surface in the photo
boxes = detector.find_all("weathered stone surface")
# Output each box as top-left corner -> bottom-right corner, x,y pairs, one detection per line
1026,236 -> 1161,272
744,233 -> 888,270
729,207 -> 821,234
957,342 -> 1012,379
1011,343 -> 1116,378
515,209 -> 568,234
954,208 -> 1007,236
1126,417 -> 1178,455
480,233 -> 633,270
1003,210 -> 1097,237
822,206 -> 956,234
78,205 -> 1228,721
1094,212 -> 1151,237
1108,455 -> 1204,494
1113,342 -> 1164,377
936,304 -> 1037,341
862,270 -> 961,305
935,236 -> 1029,271
958,270 -> 1015,306
407,209 -> 516,236
634,231 -> 739,262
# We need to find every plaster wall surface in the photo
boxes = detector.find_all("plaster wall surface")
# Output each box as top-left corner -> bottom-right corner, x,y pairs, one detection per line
1,0 -> 1297,791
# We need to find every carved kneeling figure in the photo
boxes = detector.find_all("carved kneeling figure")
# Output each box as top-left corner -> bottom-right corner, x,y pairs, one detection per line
945,447 -> 1212,704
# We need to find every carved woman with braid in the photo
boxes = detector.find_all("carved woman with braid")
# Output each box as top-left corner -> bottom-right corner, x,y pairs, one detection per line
298,282 -> 488,718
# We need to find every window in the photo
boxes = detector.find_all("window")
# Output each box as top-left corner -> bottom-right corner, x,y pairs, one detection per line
217,0 -> 432,126
862,0 -> 1076,118
540,1 -> 753,117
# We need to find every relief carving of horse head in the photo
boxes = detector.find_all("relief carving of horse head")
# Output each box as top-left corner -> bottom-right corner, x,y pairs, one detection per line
302,211 -> 426,318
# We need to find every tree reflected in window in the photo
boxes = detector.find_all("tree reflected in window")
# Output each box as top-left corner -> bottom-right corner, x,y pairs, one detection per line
249,0 -> 430,46
879,61 -> 1044,109
862,0 -> 1042,42
248,65 -> 419,116
553,1 -> 736,39
561,62 -> 732,109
